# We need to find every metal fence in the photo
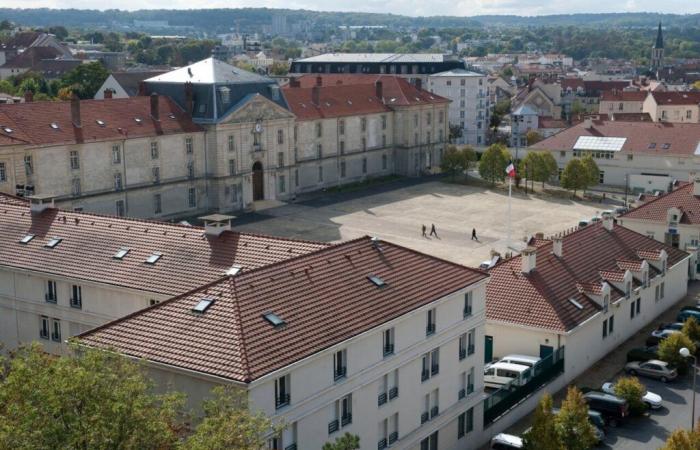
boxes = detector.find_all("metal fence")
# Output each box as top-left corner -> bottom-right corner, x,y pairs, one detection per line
483,347 -> 566,426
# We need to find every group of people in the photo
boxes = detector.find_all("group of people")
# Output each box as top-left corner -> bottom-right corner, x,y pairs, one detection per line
421,224 -> 479,241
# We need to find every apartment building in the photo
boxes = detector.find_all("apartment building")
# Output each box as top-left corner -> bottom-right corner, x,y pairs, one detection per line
486,217 -> 690,385
0,194 -> 327,355
0,94 -> 207,218
598,90 -> 647,114
428,69 -> 489,146
642,91 -> 700,123
79,236 -> 489,450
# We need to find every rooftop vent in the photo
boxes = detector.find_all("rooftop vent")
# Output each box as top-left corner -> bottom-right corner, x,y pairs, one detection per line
226,265 -> 242,276
192,297 -> 215,313
45,237 -> 62,248
113,247 -> 130,259
96,119 -> 105,127
134,117 -> 143,124
19,234 -> 35,244
263,312 -> 285,327
50,122 -> 59,129
145,252 -> 162,264
200,214 -> 235,237
368,274 -> 386,287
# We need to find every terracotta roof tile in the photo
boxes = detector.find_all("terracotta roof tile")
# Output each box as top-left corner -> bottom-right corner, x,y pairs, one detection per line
599,269 -> 626,282
600,90 -> 648,102
622,182 -> 700,225
650,91 -> 700,106
79,237 -> 488,382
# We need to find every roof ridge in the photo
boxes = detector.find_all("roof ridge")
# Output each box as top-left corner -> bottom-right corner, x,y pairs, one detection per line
620,183 -> 691,219
229,277 -> 253,382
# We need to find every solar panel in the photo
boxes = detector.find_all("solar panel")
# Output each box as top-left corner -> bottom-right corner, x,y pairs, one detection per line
263,312 -> 285,327
113,247 -> 130,259
573,136 -> 626,152
192,298 -> 215,313
19,234 -> 35,244
45,237 -> 62,248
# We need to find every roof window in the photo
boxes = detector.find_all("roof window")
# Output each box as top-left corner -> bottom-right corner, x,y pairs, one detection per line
569,298 -> 584,310
226,265 -> 242,276
134,117 -> 143,124
113,247 -> 130,259
3,127 -> 12,133
45,237 -> 62,248
168,113 -> 176,119
96,119 -> 105,127
662,143 -> 670,149
145,252 -> 162,264
648,143 -> 656,149
50,122 -> 59,129
263,312 -> 285,327
192,297 -> 215,313
368,274 -> 387,287
19,234 -> 35,244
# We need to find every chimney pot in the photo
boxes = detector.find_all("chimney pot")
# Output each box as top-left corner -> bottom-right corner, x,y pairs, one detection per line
602,212 -> 614,231
70,94 -> 81,128
552,237 -> 563,258
24,90 -> 33,103
315,75 -> 322,87
375,80 -> 383,100
415,78 -> 422,91
184,82 -> 194,115
138,81 -> 147,96
103,89 -> 113,99
521,246 -> 537,274
150,92 -> 160,121
312,85 -> 320,106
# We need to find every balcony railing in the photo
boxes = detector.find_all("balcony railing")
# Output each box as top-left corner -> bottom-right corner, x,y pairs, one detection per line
430,406 -> 439,418
334,367 -> 347,381
378,392 -> 387,406
328,419 -> 339,434
421,412 -> 429,424
70,298 -> 82,309
378,438 -> 388,450
426,323 -> 436,336
389,387 -> 398,400
341,414 -> 352,427
431,364 -> 439,376
459,348 -> 467,360
458,388 -> 466,400
383,344 -> 395,357
421,369 -> 430,382
388,432 -> 398,444
275,393 -> 290,410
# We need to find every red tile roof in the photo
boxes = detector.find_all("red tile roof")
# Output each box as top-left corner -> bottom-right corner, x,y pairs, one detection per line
282,83 -> 392,120
622,182 -> 700,225
0,46 -> 63,68
532,120 -> 700,157
78,236 -> 488,382
650,91 -> 700,106
486,223 -> 687,332
600,90 -> 648,102
0,196 -> 327,296
0,96 -> 202,147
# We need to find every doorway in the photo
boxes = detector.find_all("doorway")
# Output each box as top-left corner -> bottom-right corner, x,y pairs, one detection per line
484,335 -> 493,364
252,161 -> 264,201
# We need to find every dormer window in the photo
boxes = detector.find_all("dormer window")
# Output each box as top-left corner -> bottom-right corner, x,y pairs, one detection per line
603,294 -> 609,312
50,122 -> 59,129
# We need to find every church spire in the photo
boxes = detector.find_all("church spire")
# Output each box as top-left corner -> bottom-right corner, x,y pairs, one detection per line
654,22 -> 664,49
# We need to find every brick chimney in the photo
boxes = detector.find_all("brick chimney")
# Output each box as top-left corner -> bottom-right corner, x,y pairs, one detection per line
150,93 -> 160,121
521,246 -> 537,274
24,90 -> 33,103
138,81 -> 147,96
552,236 -> 563,258
315,76 -> 322,87
103,89 -> 113,99
312,85 -> 320,106
184,82 -> 193,115
375,80 -> 383,99
415,78 -> 422,91
602,212 -> 614,231
70,93 -> 81,128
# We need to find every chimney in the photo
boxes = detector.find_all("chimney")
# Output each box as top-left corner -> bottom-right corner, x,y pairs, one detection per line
24,90 -> 33,103
103,89 -> 112,99
375,80 -> 383,99
150,93 -> 160,121
70,94 -> 81,128
583,117 -> 593,129
315,75 -> 322,87
200,214 -> 235,237
602,212 -> 614,231
184,82 -> 193,115
552,236 -> 563,257
415,78 -> 422,91
521,246 -> 537,274
28,194 -> 55,215
312,85 -> 320,106
289,77 -> 300,88
138,81 -> 147,96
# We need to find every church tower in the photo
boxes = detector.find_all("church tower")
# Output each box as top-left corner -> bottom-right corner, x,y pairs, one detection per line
650,22 -> 664,72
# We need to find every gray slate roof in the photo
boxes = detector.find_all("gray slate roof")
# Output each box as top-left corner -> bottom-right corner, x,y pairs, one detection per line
145,57 -> 273,84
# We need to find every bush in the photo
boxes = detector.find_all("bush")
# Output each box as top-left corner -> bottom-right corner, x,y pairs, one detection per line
658,332 -> 696,375
613,376 -> 646,415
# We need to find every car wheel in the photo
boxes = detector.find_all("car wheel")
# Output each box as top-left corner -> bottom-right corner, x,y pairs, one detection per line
661,376 -> 668,383
644,401 -> 652,409
609,418 -> 618,428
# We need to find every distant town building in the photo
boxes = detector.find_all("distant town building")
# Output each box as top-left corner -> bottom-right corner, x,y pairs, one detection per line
642,91 -> 700,123
94,71 -> 167,99
651,22 -> 665,73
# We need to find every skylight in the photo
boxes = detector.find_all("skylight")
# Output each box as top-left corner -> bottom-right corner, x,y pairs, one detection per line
134,117 -> 143,124
96,119 -> 105,127
263,312 -> 285,327
145,252 -> 162,264
113,247 -> 130,259
573,136 -> 626,152
569,298 -> 584,310
45,237 -> 62,248
3,127 -> 12,133
648,143 -> 656,149
226,265 -> 242,276
192,297 -> 215,313
50,122 -> 59,129
368,274 -> 387,287
662,143 -> 671,149
19,234 -> 35,244
168,113 -> 176,119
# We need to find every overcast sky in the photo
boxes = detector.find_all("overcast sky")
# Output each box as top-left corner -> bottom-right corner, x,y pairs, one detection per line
1,0 -> 698,17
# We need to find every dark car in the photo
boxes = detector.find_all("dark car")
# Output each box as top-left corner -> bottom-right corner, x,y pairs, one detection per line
627,346 -> 659,362
677,309 -> 700,323
583,391 -> 630,427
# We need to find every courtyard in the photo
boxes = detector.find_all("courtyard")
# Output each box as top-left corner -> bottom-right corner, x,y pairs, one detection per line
232,177 -> 605,267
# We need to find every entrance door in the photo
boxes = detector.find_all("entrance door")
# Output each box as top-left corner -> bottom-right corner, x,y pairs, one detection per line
252,161 -> 264,201
540,345 -> 554,369
484,335 -> 493,364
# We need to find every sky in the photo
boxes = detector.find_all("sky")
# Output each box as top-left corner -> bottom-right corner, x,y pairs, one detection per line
0,0 -> 698,17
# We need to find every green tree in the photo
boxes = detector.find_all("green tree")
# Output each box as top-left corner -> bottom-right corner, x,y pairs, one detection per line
555,386 -> 597,450
478,143 -> 510,185
538,152 -> 558,188
682,316 -> 700,343
48,25 -> 68,40
0,79 -> 15,95
560,159 -> 588,197
186,386 -> 282,450
613,376 -> 646,415
571,100 -> 586,116
269,61 -> 289,76
526,130 -> 544,146
661,422 -> 700,450
17,77 -> 40,95
323,432 -> 360,450
60,62 -> 109,99
658,332 -> 696,375
522,392 -> 562,450
0,344 -> 184,450
580,156 -> 600,192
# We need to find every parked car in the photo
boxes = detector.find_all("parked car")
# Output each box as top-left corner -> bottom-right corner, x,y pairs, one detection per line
625,360 -> 678,382
552,408 -> 605,444
650,327 -> 681,339
646,329 -> 678,347
578,219 -> 589,228
678,308 -> 700,323
484,362 -> 531,389
613,206 -> 629,216
652,323 -> 684,338
583,391 -> 630,427
490,433 -> 523,449
626,346 -> 658,362
601,382 -> 662,409
499,354 -> 542,377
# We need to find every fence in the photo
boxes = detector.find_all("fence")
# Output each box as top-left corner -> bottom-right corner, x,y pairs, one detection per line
483,346 -> 565,425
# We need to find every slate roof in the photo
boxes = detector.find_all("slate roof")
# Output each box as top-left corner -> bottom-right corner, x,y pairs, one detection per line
0,96 -> 202,146
78,236 -> 488,382
486,222 -> 687,332
0,195 -> 327,296
622,182 -> 700,225
111,71 -> 167,96
296,53 -> 449,64
145,58 -> 272,84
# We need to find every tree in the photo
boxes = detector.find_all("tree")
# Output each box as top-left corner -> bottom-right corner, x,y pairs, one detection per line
560,159 -> 588,197
613,376 -> 646,415
660,422 -> 700,450
0,344 -> 184,450
682,316 -> 700,343
580,156 -> 600,192
441,145 -> 476,180
526,130 -> 543,146
555,386 -> 597,450
658,332 -> 696,375
0,80 -> 15,95
478,143 -> 510,185
186,386 -> 282,450
48,25 -> 68,40
571,100 -> 585,116
323,433 -> 360,450
522,392 -> 562,450
448,124 -> 463,143
538,152 -> 558,188
269,61 -> 289,76
60,62 -> 109,99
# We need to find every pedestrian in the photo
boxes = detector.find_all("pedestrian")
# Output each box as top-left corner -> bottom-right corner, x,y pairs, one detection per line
472,228 -> 478,241
430,224 -> 438,238
422,224 -> 427,237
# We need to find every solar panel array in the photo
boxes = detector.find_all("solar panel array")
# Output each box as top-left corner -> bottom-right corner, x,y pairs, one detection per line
573,136 -> 627,152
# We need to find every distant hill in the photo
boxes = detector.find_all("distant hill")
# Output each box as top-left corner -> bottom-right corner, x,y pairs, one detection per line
0,8 -> 699,33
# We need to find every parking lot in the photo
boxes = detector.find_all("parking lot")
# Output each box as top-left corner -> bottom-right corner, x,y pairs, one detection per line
232,177 -> 603,266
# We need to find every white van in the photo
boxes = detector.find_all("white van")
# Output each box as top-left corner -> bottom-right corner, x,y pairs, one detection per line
499,354 -> 542,377
484,362 -> 531,389
490,433 -> 523,449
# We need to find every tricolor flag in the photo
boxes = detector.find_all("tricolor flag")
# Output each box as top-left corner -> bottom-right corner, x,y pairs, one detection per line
505,161 -> 516,178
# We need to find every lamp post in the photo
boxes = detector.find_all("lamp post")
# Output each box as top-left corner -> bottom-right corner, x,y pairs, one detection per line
681,347 -> 697,429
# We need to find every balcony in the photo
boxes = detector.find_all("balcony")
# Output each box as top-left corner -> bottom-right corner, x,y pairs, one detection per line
421,412 -> 429,424
430,406 -> 439,418
388,432 -> 398,445
275,393 -> 290,410
341,413 -> 352,427
421,369 -> 430,382
389,386 -> 399,400
430,364 -> 439,376
383,344 -> 395,357
459,348 -> 467,360
328,419 -> 339,434
467,344 -> 475,356
458,388 -> 466,400
334,367 -> 347,382
285,444 -> 297,450
378,438 -> 388,450
426,323 -> 436,336
378,392 -> 388,407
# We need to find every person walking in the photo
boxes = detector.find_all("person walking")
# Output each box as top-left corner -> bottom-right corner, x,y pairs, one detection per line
471,228 -> 478,241
422,224 -> 427,237
430,224 -> 438,238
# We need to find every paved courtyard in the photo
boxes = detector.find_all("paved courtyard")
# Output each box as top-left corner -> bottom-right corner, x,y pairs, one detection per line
233,177 -> 604,266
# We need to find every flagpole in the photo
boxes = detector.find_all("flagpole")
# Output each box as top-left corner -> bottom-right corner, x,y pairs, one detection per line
507,175 -> 512,249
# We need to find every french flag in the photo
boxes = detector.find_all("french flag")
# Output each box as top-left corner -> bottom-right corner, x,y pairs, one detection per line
505,161 -> 516,178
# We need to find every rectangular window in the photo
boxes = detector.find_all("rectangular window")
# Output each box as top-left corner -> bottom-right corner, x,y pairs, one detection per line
420,431 -> 438,450
154,193 -> 162,214
114,173 -> 123,190
316,122 -> 322,137
46,280 -> 57,303
294,169 -> 298,187
426,112 -> 431,125
630,301 -> 635,319
459,334 -> 467,360
0,162 -> 6,182
185,137 -> 193,154
151,142 -> 159,159
660,282 -> 665,298
115,200 -> 125,217
277,129 -> 284,144
230,184 -> 239,204
339,120 -> 345,135
361,118 -> 367,132
339,141 -> 345,155
609,315 -> 614,334
228,135 -> 235,152
333,349 -> 347,381
112,145 -> 121,164
317,144 -> 323,159
439,111 -> 444,124
426,308 -> 436,336
228,159 -> 236,176
188,187 -> 196,208
69,151 -> 80,170
382,134 -> 386,148
464,291 -> 473,317
636,297 -> 641,315
152,166 -> 160,184
467,367 -> 475,394
40,316 -> 49,339
603,319 -> 608,338
362,137 -> 367,151
70,285 -> 82,309
24,155 -> 32,175
275,375 -> 290,409
467,329 -> 475,355
382,154 -> 387,170
383,328 -> 395,356
381,115 -> 387,130
362,158 -> 367,174
71,178 -> 81,196
340,161 -> 346,178
187,161 -> 195,179
51,319 -> 61,342
318,166 -> 323,182
277,152 -> 284,168
278,175 -> 286,194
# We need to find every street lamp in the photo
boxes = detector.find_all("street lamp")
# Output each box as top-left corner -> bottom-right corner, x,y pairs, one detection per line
681,347 -> 696,429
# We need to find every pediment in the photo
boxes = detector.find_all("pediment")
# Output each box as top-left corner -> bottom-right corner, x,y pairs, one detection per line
220,94 -> 295,124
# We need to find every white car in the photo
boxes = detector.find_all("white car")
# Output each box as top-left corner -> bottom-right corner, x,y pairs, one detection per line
601,381 -> 662,409
490,433 -> 523,449
651,328 -> 681,339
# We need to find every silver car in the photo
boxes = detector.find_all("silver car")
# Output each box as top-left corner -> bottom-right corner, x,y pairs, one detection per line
625,359 -> 678,382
